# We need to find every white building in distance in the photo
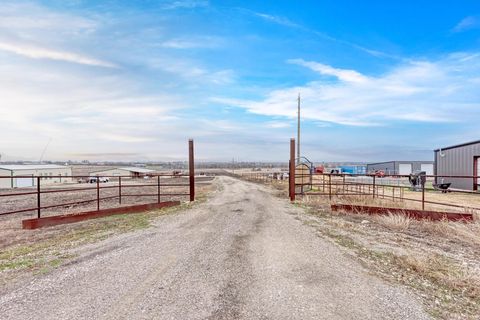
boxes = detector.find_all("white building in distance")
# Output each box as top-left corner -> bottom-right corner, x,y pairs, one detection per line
0,164 -> 73,189
89,167 -> 156,179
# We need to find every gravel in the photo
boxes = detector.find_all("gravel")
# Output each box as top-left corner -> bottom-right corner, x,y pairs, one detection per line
0,176 -> 430,319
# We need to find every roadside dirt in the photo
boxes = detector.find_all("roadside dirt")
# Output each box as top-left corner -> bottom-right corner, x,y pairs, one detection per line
0,177 -> 429,319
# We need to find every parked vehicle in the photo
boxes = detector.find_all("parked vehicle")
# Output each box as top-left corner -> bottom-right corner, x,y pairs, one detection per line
87,176 -> 109,183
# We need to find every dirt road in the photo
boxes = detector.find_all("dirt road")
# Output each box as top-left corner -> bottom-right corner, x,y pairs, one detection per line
0,177 -> 429,319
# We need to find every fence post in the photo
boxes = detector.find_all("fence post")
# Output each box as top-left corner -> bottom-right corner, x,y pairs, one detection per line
157,175 -> 161,203
37,177 -> 41,218
119,176 -> 122,204
422,182 -> 425,211
373,175 -> 376,198
96,178 -> 100,211
189,139 -> 195,202
289,138 -> 295,201
329,174 -> 332,200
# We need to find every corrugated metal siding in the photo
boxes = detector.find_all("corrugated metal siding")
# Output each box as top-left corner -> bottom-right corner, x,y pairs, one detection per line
435,142 -> 480,190
367,161 -> 433,175
367,162 -> 396,174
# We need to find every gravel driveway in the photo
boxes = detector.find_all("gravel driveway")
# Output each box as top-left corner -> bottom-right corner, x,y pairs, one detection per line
0,176 -> 430,319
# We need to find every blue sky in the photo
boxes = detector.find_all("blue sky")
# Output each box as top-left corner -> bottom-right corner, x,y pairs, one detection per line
0,0 -> 479,162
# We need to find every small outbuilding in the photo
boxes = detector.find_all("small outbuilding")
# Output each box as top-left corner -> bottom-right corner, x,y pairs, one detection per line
0,164 -> 72,189
434,140 -> 480,191
89,167 -> 156,179
367,161 -> 434,175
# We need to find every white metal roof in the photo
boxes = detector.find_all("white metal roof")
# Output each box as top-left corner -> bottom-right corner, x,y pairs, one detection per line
0,164 -> 69,171
118,167 -> 156,173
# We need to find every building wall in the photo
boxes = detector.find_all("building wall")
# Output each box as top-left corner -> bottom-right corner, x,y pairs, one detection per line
0,168 -> 12,188
0,167 -> 72,189
367,162 -> 396,174
435,142 -> 480,191
367,161 -> 434,175
89,169 -> 132,178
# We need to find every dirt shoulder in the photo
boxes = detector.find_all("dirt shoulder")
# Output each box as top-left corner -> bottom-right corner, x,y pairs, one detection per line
298,197 -> 480,320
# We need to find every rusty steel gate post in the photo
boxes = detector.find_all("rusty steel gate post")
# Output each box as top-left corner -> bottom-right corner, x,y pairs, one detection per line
37,177 -> 41,218
96,178 -> 100,211
189,139 -> 195,202
289,138 -> 295,201
373,175 -> 376,198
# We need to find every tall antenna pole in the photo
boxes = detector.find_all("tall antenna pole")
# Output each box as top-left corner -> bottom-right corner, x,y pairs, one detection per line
297,93 -> 301,164
39,138 -> 52,163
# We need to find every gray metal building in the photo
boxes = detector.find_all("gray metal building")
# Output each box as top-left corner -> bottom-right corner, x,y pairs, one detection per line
434,140 -> 480,191
367,161 -> 434,175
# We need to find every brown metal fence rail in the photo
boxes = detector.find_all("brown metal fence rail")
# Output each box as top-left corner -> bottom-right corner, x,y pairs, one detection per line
0,173 -> 192,218
0,140 -> 196,221
287,138 -> 479,221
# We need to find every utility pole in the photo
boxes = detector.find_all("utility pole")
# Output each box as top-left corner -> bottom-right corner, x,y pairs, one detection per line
297,93 -> 301,164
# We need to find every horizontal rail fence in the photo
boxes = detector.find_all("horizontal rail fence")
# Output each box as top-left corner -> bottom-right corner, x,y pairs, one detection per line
239,172 -> 288,184
0,174 -> 192,219
294,172 -> 480,214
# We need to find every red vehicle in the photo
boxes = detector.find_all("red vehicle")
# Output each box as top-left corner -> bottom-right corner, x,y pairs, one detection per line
314,165 -> 324,174
374,170 -> 385,177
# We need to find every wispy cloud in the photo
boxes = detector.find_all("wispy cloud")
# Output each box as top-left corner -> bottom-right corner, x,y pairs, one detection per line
251,11 -> 399,60
160,36 -> 223,49
253,12 -> 300,28
215,53 -> 480,127
0,40 -> 116,67
288,59 -> 368,83
162,0 -> 209,10
452,16 -> 480,33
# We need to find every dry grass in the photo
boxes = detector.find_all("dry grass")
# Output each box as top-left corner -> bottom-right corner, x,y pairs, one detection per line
418,219 -> 480,247
375,213 -> 411,232
298,192 -> 480,319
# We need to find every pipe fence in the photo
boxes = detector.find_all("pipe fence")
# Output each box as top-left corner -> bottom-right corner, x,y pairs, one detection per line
0,174 -> 193,219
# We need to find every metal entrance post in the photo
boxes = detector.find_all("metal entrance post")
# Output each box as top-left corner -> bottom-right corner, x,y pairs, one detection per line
189,139 -> 195,202
289,138 -> 295,201
37,177 -> 41,218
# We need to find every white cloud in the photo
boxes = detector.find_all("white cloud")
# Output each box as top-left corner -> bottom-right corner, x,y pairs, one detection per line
0,40 -> 116,67
160,36 -> 223,49
452,16 -> 480,33
215,54 -> 480,127
288,59 -> 368,83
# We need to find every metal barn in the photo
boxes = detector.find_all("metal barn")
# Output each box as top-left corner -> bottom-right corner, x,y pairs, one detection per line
434,140 -> 480,191
0,164 -> 72,189
367,161 -> 434,175
89,167 -> 156,178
